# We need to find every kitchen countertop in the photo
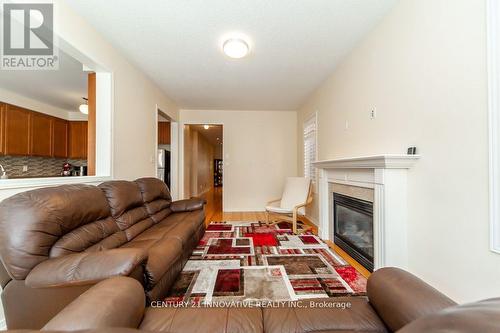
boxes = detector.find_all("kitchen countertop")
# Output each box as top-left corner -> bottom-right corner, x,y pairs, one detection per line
7,175 -> 84,179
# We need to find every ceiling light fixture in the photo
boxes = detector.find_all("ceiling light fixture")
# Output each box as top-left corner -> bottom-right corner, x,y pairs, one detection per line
222,38 -> 249,59
79,97 -> 88,115
204,125 -> 209,130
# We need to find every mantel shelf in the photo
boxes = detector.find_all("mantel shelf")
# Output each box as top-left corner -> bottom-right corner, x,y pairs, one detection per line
313,154 -> 420,170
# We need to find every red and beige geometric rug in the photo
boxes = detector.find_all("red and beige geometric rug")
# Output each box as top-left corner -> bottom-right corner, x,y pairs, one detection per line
165,221 -> 367,305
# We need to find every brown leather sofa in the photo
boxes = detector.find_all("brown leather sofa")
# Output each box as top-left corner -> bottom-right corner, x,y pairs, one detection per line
0,177 -> 206,329
7,268 -> 500,333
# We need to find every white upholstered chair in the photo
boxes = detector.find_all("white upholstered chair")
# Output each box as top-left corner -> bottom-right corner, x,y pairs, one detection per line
265,177 -> 313,234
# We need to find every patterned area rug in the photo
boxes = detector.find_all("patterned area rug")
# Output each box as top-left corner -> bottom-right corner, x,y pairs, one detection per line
165,221 -> 367,305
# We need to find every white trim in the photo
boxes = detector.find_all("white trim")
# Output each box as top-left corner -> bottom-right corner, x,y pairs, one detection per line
170,121 -> 180,200
0,176 -> 112,190
316,156 -> 418,270
313,155 -> 420,169
488,0 -> 500,254
179,121 -> 225,211
95,72 -> 113,177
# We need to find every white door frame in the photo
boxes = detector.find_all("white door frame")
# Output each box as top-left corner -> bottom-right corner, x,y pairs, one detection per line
155,106 -> 180,200
179,121 -> 224,211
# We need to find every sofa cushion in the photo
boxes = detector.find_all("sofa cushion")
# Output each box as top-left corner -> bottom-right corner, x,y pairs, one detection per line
140,307 -> 263,333
99,181 -> 144,218
397,298 -> 500,333
263,298 -> 387,333
143,238 -> 183,287
0,184 -> 111,280
135,177 -> 172,223
367,267 -> 456,332
132,212 -> 190,242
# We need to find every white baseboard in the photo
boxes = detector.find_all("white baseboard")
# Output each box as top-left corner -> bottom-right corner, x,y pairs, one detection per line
304,214 -> 319,225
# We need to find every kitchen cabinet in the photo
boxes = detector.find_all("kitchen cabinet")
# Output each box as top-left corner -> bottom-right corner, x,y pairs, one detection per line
68,121 -> 88,159
158,122 -> 171,144
0,103 -> 4,155
4,104 -> 31,156
30,112 -> 53,157
52,118 -> 68,158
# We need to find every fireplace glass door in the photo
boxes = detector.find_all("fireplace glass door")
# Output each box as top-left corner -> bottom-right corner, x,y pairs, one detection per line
333,193 -> 374,271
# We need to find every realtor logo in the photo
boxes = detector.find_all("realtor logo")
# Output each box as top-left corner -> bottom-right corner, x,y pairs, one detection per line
1,2 -> 58,70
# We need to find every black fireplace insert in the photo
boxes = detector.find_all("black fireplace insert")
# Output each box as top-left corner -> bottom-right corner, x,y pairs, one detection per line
333,193 -> 374,272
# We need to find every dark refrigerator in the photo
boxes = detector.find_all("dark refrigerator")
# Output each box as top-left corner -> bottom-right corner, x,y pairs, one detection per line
157,149 -> 171,189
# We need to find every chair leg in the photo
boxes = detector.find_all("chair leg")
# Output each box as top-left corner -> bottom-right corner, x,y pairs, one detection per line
265,211 -> 270,225
292,211 -> 297,234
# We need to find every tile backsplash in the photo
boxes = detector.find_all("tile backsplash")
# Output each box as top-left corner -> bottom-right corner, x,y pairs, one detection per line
0,155 -> 87,178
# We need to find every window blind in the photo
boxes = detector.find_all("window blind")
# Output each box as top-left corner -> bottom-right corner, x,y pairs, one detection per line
303,114 -> 317,183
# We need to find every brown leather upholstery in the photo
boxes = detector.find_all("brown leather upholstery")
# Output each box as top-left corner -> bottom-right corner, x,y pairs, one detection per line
263,298 -> 387,333
0,184 -> 111,280
367,267 -> 456,332
5,270 -> 500,333
25,248 -> 147,288
42,277 -> 145,331
170,198 -> 206,212
397,298 -> 500,333
0,177 -> 206,329
140,307 -> 263,333
1,280 -> 93,329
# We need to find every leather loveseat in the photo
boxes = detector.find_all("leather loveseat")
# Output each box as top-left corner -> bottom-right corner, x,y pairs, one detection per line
7,267 -> 500,333
0,177 -> 206,329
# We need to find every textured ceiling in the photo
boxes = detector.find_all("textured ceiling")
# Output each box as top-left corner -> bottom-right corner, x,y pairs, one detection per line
67,0 -> 397,110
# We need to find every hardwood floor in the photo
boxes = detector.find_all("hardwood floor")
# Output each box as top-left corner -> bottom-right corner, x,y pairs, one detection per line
200,187 -> 267,224
199,187 -> 370,278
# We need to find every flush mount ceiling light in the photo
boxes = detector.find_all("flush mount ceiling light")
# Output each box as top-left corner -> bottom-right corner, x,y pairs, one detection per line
222,38 -> 249,59
204,125 -> 210,130
79,97 -> 88,115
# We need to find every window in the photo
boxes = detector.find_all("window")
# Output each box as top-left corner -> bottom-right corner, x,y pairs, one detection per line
488,0 -> 500,254
303,113 -> 317,183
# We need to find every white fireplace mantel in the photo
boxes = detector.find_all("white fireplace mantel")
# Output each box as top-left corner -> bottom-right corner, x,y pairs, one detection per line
313,155 -> 419,270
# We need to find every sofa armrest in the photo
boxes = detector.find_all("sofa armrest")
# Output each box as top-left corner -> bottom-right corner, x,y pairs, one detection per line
42,276 -> 145,331
170,197 -> 206,212
367,267 -> 456,332
26,248 -> 147,288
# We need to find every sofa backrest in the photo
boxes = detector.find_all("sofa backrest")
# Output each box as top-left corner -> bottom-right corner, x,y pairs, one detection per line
0,184 -> 112,280
0,177 -> 173,280
135,177 -> 172,223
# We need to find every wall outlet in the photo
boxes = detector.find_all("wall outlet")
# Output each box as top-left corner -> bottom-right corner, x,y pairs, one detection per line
370,107 -> 377,120
22,165 -> 28,172
345,120 -> 349,129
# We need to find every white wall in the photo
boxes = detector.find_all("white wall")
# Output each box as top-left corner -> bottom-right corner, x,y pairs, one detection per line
181,110 -> 297,211
53,0 -> 179,180
297,0 -> 500,303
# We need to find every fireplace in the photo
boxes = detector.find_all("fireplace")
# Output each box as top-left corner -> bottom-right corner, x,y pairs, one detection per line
333,193 -> 374,272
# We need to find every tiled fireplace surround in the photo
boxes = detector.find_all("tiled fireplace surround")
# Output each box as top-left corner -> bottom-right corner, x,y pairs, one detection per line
313,155 -> 419,270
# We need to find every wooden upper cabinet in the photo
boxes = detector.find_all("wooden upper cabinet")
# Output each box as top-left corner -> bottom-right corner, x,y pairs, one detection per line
68,121 -> 88,159
4,105 -> 31,156
0,103 -> 4,155
52,118 -> 68,158
158,122 -> 171,144
30,112 -> 53,157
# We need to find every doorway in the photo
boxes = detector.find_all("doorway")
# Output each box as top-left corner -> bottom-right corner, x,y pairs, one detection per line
183,124 -> 223,223
156,109 -> 180,200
